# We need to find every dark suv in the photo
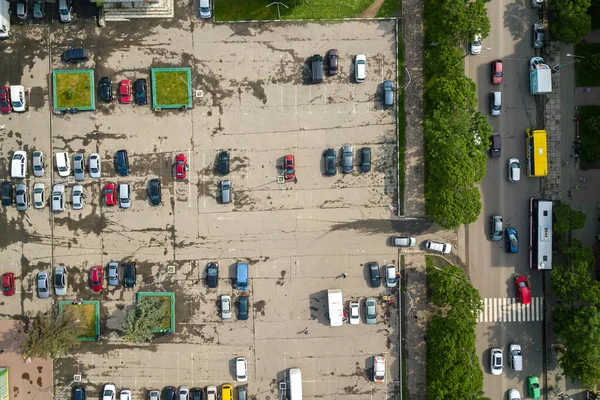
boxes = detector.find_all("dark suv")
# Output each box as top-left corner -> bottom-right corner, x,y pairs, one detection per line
61,48 -> 90,63
134,78 -> 148,105
98,77 -> 113,103
206,262 -> 219,288
148,178 -> 161,206
323,148 -> 336,176
361,147 -> 371,173
72,386 -> 86,400
217,150 -> 230,175
123,262 -> 137,288
115,150 -> 130,176
1,181 -> 12,206
369,262 -> 381,288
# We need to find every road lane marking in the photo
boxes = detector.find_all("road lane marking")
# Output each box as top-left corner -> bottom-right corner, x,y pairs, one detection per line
477,297 -> 544,323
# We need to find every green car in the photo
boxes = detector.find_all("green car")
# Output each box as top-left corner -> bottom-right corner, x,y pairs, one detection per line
528,376 -> 541,399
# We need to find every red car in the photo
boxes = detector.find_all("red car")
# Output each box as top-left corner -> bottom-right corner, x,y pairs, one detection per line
119,80 -> 132,104
284,155 -> 295,180
2,272 -> 15,296
174,153 -> 188,179
491,60 -> 503,85
0,87 -> 12,114
104,183 -> 116,206
90,265 -> 103,293
515,276 -> 531,304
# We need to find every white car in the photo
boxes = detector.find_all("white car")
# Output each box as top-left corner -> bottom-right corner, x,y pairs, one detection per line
148,391 -> 160,400
199,0 -> 211,18
11,150 -> 27,179
33,183 -> 45,209
32,151 -> 45,177
471,34 -> 482,55
508,389 -> 521,400
373,355 -> 385,382
55,152 -> 71,177
385,265 -> 398,288
354,54 -> 366,83
425,240 -> 452,254
102,383 -> 116,400
508,158 -> 521,182
72,185 -> 85,210
52,184 -> 66,212
349,301 -> 360,325
119,390 -> 132,400
221,295 -> 232,319
178,386 -> 189,400
392,236 -> 416,247
236,357 -> 248,382
53,266 -> 68,296
490,348 -> 503,375
89,153 -> 101,178
10,85 -> 26,112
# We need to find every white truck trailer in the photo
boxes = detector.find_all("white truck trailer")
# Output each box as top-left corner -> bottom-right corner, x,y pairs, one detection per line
327,289 -> 344,327
530,57 -> 552,95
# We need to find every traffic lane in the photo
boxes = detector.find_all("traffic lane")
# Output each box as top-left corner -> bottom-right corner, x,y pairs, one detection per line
477,321 -> 544,399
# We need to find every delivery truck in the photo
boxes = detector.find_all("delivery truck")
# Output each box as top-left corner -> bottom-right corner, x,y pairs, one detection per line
530,57 -> 552,95
327,289 -> 344,327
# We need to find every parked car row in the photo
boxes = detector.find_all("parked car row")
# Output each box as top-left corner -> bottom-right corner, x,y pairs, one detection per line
0,180 -> 87,211
367,262 -> 399,288
0,85 -> 26,114
16,0 -> 72,21
489,343 -> 540,399
98,77 -> 148,106
348,298 -> 385,325
7,150 -> 102,179
88,382 -> 249,400
322,146 -> 371,176
489,215 -> 519,253
27,263 -> 137,299
219,294 -> 249,320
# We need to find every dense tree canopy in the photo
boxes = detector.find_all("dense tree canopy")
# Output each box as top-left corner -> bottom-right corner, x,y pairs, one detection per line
21,308 -> 83,360
550,0 -> 592,43
423,0 -> 492,229
122,298 -> 167,343
426,259 -> 488,400
554,203 -> 587,233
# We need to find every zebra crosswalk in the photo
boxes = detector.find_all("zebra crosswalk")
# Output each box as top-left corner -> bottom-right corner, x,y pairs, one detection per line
477,297 -> 544,323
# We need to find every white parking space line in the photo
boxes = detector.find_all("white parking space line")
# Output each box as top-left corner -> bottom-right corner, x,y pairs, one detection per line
188,148 -> 192,208
308,86 -> 312,114
323,86 -> 327,114
280,85 -> 284,114
294,85 -> 298,114
352,86 -> 357,114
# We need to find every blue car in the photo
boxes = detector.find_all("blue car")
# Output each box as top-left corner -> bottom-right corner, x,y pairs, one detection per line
506,227 -> 518,253
114,150 -> 130,176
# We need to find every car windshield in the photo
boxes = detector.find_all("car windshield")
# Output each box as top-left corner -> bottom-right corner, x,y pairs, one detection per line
58,165 -> 67,172
105,188 -> 113,194
60,8 -> 68,15
13,100 -> 23,107
208,268 -> 217,276
518,281 -> 527,288
91,166 -> 99,173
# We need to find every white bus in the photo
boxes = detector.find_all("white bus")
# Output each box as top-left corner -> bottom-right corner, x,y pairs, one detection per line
529,198 -> 553,270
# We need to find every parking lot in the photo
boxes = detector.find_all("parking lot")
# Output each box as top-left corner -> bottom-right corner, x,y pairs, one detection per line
0,15 -> 400,399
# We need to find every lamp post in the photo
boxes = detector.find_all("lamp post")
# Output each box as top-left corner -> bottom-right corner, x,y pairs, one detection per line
266,2 -> 288,20
566,53 -> 585,59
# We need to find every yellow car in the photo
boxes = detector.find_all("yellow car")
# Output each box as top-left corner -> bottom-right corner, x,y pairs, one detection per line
221,384 -> 233,400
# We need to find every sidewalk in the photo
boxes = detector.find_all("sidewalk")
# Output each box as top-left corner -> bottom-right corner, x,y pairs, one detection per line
574,87 -> 600,106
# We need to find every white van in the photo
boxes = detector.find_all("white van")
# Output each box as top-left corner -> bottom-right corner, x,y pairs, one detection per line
0,0 -> 11,39
55,152 -> 71,177
11,150 -> 27,178
288,368 -> 302,400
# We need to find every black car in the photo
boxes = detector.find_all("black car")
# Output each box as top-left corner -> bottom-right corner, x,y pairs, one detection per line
1,181 -> 13,206
72,385 -> 86,400
61,48 -> 90,63
134,78 -> 148,105
323,148 -> 336,176
361,147 -> 371,173
115,150 -> 130,176
217,150 -> 230,175
163,386 -> 176,400
123,262 -> 136,288
148,178 -> 161,206
238,295 -> 249,320
98,77 -> 113,103
369,262 -> 381,288
206,262 -> 219,288
190,387 -> 203,400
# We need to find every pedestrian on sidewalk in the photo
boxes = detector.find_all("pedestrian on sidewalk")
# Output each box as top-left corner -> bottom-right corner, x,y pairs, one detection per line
563,161 -> 570,166
572,185 -> 581,190
584,88 -> 592,93
0,349 -> 6,354
579,177 -> 588,182
341,273 -> 347,279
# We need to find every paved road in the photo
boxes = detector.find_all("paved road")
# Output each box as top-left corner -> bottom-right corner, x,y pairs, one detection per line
464,0 -> 546,398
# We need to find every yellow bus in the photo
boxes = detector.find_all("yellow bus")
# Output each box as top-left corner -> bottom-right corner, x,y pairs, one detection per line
526,128 -> 548,177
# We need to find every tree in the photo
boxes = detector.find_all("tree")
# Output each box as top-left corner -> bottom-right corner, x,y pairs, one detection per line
21,308 -> 83,360
550,0 -> 592,43
122,298 -> 166,343
553,203 -> 587,233
554,305 -> 600,387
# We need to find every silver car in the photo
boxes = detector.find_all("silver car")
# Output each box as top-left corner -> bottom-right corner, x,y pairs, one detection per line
508,158 -> 521,182
37,271 -> 50,299
490,215 -> 503,241
221,295 -> 232,319
15,183 -> 28,211
33,183 -> 45,209
53,266 -> 68,296
365,297 -> 376,324
32,151 -> 45,177
178,386 -> 189,400
107,262 -> 119,286
385,264 -> 398,288
89,153 -> 101,179
342,145 -> 354,173
73,153 -> 85,181
72,185 -> 85,210
392,236 -> 416,247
